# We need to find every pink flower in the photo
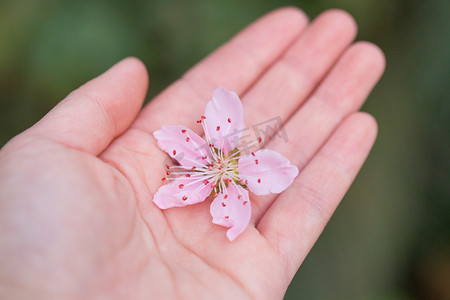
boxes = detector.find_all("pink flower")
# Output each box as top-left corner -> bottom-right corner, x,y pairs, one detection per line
153,87 -> 298,241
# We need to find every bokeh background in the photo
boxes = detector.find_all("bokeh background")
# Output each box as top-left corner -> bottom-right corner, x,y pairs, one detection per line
1,0 -> 449,299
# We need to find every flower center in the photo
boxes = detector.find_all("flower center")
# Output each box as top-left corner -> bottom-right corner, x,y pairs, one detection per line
202,147 -> 241,198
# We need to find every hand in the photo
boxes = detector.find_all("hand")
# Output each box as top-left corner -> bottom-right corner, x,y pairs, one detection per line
0,8 -> 384,299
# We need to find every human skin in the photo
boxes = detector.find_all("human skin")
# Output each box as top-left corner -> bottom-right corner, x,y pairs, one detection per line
0,7 -> 385,300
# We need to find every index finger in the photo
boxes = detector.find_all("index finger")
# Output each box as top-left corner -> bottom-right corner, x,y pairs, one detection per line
132,7 -> 309,134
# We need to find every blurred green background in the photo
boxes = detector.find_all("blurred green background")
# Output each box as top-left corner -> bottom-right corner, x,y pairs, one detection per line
1,0 -> 449,299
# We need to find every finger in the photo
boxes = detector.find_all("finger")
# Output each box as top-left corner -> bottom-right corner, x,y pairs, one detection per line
24,57 -> 148,155
132,7 -> 309,133
243,9 -> 357,127
250,41 -> 385,222
257,112 -> 378,278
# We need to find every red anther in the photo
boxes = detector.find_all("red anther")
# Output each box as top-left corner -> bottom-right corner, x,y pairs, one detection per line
213,191 -> 218,197
227,118 -> 231,123
165,164 -> 170,169
255,159 -> 259,165
211,183 -> 217,189
202,156 -> 207,160
185,174 -> 191,177
166,171 -> 170,176
197,120 -> 202,124
181,129 -> 186,133
224,194 -> 228,199
243,201 -> 248,205
203,179 -> 209,185
173,150 -> 177,155
192,166 -> 196,170
225,216 -> 229,219
245,180 -> 248,184
257,178 -> 261,183
218,165 -> 223,170
257,137 -> 262,143
186,137 -> 190,142
251,152 -> 255,157
238,195 -> 243,200
208,165 -> 213,171
216,126 -> 220,131
217,159 -> 221,163
182,195 -> 188,201
161,177 -> 167,181
178,184 -> 184,189
201,115 -> 206,120
222,202 -> 226,207
238,179 -> 244,185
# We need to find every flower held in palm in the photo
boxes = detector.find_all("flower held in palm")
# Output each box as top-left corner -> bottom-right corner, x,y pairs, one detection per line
153,87 -> 298,241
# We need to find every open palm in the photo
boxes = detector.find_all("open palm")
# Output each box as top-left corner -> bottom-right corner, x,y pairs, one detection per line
0,8 -> 385,299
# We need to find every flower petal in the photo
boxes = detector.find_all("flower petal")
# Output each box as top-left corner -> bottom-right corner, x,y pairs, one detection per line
204,87 -> 245,155
210,183 -> 251,241
154,125 -> 212,169
238,149 -> 299,195
153,176 -> 213,209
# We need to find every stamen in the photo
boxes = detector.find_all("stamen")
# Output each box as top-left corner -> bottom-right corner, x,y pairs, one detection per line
173,150 -> 177,155
216,126 -> 220,131
222,202 -> 226,207
178,184 -> 184,189
257,137 -> 262,143
182,131 -> 211,165
227,118 -> 231,123
257,178 -> 261,183
255,159 -> 259,164
182,195 -> 188,201
201,117 -> 218,160
181,129 -> 186,133
225,140 -> 260,161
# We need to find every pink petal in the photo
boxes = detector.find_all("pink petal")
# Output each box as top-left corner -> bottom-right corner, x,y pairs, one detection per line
154,125 -> 212,169
210,183 -> 251,241
204,87 -> 245,155
238,149 -> 298,195
153,176 -> 213,209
